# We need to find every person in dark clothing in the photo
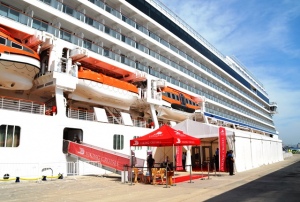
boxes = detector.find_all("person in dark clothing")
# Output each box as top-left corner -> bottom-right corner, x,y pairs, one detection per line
225,150 -> 230,172
147,154 -> 155,182
73,135 -> 81,144
214,148 -> 219,171
182,152 -> 186,171
227,150 -> 235,175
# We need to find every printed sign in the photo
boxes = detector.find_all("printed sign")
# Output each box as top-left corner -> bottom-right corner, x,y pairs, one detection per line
219,127 -> 227,172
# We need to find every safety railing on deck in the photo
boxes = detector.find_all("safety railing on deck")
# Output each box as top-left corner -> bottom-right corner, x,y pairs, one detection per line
0,97 -> 147,127
68,108 -> 95,121
67,108 -> 147,128
0,96 -> 45,115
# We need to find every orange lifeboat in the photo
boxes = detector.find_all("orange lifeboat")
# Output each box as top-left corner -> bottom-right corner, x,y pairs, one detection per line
161,87 -> 200,113
70,67 -> 139,110
78,67 -> 138,94
0,27 -> 40,90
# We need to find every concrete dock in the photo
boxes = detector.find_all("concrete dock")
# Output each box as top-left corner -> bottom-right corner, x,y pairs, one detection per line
1,155 -> 299,202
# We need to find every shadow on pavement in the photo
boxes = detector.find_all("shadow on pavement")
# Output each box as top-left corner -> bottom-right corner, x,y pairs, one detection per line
205,160 -> 300,202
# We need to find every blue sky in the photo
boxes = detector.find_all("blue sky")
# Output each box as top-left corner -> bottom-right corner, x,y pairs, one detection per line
158,0 -> 300,146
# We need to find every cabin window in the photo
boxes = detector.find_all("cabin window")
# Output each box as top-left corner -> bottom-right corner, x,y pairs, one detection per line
44,0 -> 51,5
60,29 -> 72,42
113,134 -> 124,150
83,39 -> 92,50
133,136 -> 142,150
62,5 -> 73,16
8,9 -> 19,21
0,125 -> 20,147
85,16 -> 94,26
0,37 -> 5,45
11,42 -> 22,49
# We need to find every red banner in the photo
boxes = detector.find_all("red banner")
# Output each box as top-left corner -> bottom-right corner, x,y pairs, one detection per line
219,127 -> 227,172
176,146 -> 183,171
68,142 -> 130,171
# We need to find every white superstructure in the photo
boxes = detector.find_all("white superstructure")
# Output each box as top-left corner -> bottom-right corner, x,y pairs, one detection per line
0,0 -> 282,179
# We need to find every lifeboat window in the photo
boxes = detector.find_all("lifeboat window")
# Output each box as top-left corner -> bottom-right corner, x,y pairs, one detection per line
23,46 -> 34,54
0,125 -> 20,147
172,94 -> 178,100
113,134 -> 124,150
0,37 -> 5,45
11,42 -> 22,49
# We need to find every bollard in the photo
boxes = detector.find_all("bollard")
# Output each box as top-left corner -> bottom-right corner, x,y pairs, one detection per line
163,164 -> 170,188
3,173 -> 9,180
200,163 -> 205,180
207,163 -> 210,180
188,165 -> 194,183
58,173 -> 63,179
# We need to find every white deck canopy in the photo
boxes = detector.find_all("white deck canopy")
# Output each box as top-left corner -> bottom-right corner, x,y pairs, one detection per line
174,119 -> 283,172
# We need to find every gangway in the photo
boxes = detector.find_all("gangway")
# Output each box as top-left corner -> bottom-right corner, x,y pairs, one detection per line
64,140 -> 143,175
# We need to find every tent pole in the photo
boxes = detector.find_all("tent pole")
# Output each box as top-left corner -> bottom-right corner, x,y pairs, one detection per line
200,144 -> 205,180
172,144 -> 176,186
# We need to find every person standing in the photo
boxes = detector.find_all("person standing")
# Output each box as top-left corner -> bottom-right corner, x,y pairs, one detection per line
147,154 -> 155,182
215,148 -> 219,171
182,152 -> 186,171
73,135 -> 81,144
227,150 -> 235,175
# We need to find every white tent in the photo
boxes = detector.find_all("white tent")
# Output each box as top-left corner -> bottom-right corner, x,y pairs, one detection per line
174,119 -> 283,172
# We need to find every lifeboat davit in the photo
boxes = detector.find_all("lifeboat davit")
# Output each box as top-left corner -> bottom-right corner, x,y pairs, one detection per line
0,27 -> 40,90
69,67 -> 139,110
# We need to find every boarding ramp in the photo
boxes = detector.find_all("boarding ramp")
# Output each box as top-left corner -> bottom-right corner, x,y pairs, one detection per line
65,140 -> 144,175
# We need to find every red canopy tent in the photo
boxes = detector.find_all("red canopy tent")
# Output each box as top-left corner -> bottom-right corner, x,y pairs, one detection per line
129,125 -> 200,182
130,125 -> 200,147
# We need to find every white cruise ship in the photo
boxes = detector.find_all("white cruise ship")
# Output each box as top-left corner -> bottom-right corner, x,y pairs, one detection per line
0,0 -> 283,180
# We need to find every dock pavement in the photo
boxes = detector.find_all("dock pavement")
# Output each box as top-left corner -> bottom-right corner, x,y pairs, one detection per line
0,154 -> 299,202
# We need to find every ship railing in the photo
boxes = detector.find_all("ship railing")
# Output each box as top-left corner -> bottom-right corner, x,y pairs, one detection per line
68,108 -> 95,121
132,119 -> 147,128
67,108 -> 147,128
0,96 -> 45,115
107,115 -> 122,124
